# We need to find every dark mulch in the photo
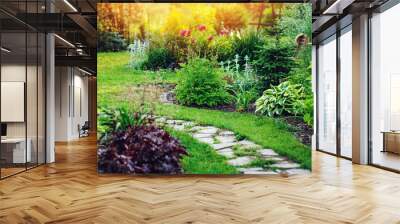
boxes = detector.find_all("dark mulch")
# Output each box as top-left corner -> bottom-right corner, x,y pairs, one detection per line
190,103 -> 256,113
283,116 -> 313,146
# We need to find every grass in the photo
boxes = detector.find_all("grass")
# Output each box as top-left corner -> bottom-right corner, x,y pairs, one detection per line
98,52 -> 178,86
98,51 -> 312,170
232,145 -> 259,157
157,105 -> 311,170
98,52 -> 179,108
243,158 -> 276,169
167,128 -> 239,174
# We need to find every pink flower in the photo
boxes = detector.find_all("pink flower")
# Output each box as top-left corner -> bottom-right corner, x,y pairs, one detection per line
197,24 -> 206,32
207,35 -> 213,42
220,29 -> 229,36
180,29 -> 191,37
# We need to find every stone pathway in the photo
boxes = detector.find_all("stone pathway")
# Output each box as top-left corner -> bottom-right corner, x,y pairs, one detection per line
154,117 -> 310,176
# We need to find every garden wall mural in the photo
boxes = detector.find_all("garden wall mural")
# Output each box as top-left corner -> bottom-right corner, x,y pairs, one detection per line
97,3 -> 312,175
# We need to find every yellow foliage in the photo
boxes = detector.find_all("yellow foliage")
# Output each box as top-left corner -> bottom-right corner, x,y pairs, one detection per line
98,3 -> 286,41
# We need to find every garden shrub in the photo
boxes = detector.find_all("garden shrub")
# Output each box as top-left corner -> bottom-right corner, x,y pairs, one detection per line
253,38 -> 296,89
288,47 -> 313,126
98,125 -> 187,174
98,31 -> 127,52
143,47 -> 177,70
302,98 -> 314,126
209,34 -> 234,62
255,81 -> 305,117
232,30 -> 263,64
277,4 -> 312,43
175,58 -> 232,107
162,35 -> 189,64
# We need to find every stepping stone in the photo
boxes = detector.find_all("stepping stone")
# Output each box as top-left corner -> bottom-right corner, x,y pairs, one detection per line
272,162 -> 301,169
228,156 -> 254,166
212,142 -> 236,150
166,120 -> 176,124
197,127 -> 219,134
216,148 -> 234,158
171,125 -> 184,131
259,149 -> 278,157
155,117 -> 167,123
215,135 -> 236,143
193,133 -> 214,139
263,156 -> 285,162
182,121 -> 196,127
173,120 -> 184,125
219,130 -> 235,136
238,167 -> 263,172
236,140 -> 261,149
190,126 -> 204,132
284,169 -> 311,176
241,169 -> 279,175
196,138 -> 214,144
160,92 -> 173,104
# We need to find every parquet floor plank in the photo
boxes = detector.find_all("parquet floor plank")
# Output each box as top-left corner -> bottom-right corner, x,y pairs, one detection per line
0,136 -> 399,223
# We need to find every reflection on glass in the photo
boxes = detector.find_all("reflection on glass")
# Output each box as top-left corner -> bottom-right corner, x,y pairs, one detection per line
1,31 -> 27,177
38,33 -> 46,165
0,1 -> 47,179
318,36 -> 337,154
371,4 -> 400,171
340,28 -> 352,158
27,31 -> 38,169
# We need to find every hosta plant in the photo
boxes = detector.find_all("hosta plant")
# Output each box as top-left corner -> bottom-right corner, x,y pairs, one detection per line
255,81 -> 305,117
98,125 -> 188,174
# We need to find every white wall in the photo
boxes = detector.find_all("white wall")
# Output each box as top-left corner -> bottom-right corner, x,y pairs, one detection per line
1,65 -> 26,139
55,67 -> 89,141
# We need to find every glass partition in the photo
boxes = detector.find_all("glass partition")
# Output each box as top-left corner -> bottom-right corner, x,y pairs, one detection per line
27,31 -> 38,169
317,35 -> 337,154
370,4 -> 400,171
1,31 -> 28,177
0,1 -> 46,179
38,32 -> 45,165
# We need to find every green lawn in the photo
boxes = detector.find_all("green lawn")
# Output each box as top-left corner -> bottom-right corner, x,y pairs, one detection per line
168,128 -> 238,174
98,51 -> 312,170
98,52 -> 178,86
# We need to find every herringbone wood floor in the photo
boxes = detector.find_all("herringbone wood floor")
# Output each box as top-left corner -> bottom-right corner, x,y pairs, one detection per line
1,136 -> 400,224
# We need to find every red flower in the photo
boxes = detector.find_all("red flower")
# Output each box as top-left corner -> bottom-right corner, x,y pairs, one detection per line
180,29 -> 191,37
207,35 -> 213,42
197,24 -> 206,32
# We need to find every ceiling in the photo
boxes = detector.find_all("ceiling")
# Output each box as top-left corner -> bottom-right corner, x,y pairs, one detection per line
0,0 -> 97,74
312,0 -> 390,43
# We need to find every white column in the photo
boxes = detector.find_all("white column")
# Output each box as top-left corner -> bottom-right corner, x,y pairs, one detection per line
46,32 -> 55,163
352,14 -> 369,164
